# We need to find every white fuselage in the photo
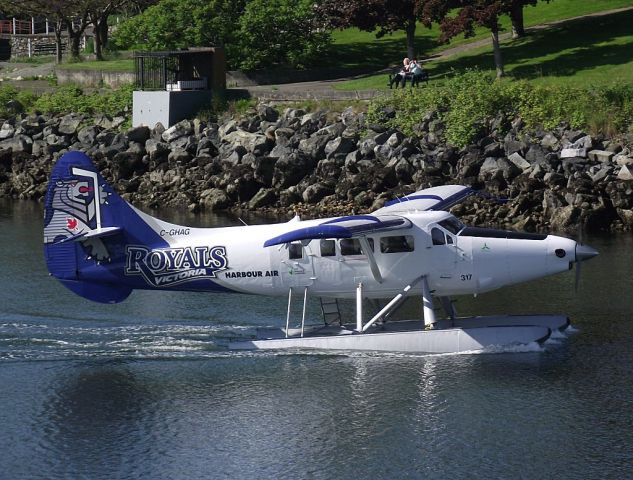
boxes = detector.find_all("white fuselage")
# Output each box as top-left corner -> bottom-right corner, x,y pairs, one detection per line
143,210 -> 578,299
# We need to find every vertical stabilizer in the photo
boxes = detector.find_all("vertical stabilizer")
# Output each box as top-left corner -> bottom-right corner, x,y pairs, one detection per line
43,151 -> 165,303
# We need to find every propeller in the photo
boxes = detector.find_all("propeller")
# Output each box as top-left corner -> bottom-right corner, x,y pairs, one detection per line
574,224 -> 599,292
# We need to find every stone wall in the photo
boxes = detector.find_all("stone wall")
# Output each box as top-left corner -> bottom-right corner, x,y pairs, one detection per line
1,105 -> 633,232
9,35 -> 63,58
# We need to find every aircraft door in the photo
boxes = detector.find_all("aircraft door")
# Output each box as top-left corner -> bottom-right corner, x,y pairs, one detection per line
312,239 -> 343,290
276,241 -> 315,288
429,225 -> 472,290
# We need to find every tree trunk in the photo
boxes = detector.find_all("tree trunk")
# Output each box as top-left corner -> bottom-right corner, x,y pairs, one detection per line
94,27 -> 103,60
69,30 -> 81,58
65,16 -> 89,59
405,20 -> 416,60
98,18 -> 109,47
54,23 -> 63,64
491,27 -> 504,78
511,1 -> 525,39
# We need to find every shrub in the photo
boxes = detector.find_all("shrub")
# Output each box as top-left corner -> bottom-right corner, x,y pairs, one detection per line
367,70 -> 633,146
33,84 -> 133,117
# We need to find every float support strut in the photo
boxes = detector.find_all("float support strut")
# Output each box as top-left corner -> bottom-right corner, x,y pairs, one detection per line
300,286 -> 308,338
362,275 -> 425,332
440,296 -> 457,321
422,276 -> 436,328
356,282 -> 363,332
285,288 -> 292,338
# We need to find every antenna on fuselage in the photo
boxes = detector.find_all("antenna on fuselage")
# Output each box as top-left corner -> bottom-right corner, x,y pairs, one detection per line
237,217 -> 248,226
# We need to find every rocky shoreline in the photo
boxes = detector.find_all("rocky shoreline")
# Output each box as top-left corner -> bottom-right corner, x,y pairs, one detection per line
1,103 -> 632,232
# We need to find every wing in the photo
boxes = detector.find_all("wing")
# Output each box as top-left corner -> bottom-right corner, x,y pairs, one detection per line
263,214 -> 412,247
372,185 -> 474,215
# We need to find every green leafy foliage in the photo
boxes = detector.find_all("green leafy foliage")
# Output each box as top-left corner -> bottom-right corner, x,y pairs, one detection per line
112,0 -> 247,68
237,0 -> 330,69
0,84 -> 133,118
113,0 -> 330,70
367,70 -> 633,146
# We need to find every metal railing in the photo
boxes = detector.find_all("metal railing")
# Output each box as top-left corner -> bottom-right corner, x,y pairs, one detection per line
0,18 -> 57,35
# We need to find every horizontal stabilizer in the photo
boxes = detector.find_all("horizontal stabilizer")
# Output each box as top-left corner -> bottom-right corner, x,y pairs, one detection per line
373,185 -> 474,214
264,215 -> 411,247
53,226 -> 123,245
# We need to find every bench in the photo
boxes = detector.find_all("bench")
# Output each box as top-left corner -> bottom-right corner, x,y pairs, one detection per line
32,43 -> 66,56
388,70 -> 429,89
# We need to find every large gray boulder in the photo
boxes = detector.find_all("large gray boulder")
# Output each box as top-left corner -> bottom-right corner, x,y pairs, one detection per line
127,125 -> 151,144
479,157 -> 521,181
162,120 -> 193,142
223,130 -> 270,155
248,188 -> 277,209
0,135 -> 33,153
58,114 -> 83,135
199,188 -> 231,210
0,124 -> 15,140
298,135 -> 331,160
325,137 -> 356,157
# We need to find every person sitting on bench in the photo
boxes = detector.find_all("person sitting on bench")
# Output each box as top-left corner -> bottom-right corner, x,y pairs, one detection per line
409,59 -> 428,87
389,58 -> 411,89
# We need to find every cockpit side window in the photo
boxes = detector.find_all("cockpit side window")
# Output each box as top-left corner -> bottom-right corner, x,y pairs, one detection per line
431,228 -> 446,246
289,242 -> 303,259
439,218 -> 464,235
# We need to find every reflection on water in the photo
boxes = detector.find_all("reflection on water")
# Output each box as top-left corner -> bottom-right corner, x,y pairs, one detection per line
1,199 -> 633,480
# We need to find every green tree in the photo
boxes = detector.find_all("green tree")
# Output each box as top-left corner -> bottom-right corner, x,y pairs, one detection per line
112,0 -> 246,65
237,0 -> 330,70
316,0 -> 450,60
439,0 -> 550,78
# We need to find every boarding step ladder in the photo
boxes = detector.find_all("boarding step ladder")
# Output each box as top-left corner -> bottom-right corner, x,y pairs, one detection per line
319,297 -> 342,326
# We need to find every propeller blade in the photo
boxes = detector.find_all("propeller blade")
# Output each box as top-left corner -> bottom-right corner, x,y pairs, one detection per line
574,242 -> 599,292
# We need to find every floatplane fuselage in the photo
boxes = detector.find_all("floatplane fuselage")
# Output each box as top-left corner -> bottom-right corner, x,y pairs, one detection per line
43,152 -> 598,353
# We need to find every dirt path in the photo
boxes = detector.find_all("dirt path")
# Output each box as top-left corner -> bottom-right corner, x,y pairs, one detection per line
425,5 -> 633,62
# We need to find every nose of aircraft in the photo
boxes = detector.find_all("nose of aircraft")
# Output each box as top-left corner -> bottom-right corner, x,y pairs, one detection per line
575,243 -> 599,262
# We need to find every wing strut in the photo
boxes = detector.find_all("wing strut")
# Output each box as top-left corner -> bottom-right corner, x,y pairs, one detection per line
359,237 -> 383,284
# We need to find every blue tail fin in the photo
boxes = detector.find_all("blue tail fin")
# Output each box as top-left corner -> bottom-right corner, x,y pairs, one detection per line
43,151 -> 166,303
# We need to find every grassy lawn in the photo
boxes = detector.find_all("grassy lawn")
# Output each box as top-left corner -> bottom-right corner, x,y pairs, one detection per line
322,0 -> 633,71
336,7 -> 633,90
38,0 -> 633,80
56,58 -> 134,72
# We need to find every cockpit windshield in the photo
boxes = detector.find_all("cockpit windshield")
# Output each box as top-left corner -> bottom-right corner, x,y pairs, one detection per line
439,217 -> 464,235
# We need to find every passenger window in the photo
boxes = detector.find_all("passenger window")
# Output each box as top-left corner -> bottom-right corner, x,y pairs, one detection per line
340,238 -> 375,256
432,228 -> 446,246
320,239 -> 336,257
340,238 -> 362,255
289,243 -> 303,259
380,235 -> 415,253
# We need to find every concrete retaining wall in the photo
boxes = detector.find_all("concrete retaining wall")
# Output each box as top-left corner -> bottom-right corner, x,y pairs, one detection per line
56,68 -> 135,88
226,67 -> 376,87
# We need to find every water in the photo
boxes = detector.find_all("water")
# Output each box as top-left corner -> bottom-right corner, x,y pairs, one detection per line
1,199 -> 632,480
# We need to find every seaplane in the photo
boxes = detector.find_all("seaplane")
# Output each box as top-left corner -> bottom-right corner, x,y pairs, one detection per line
43,151 -> 598,354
